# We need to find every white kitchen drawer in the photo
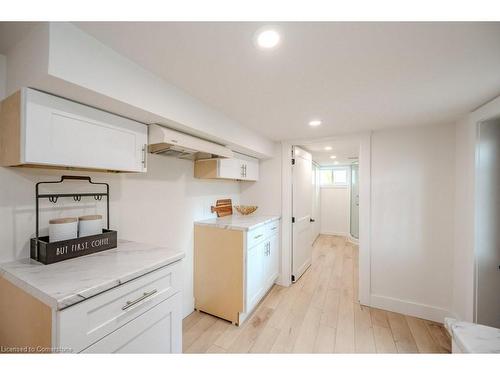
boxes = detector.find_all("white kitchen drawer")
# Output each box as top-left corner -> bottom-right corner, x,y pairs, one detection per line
58,261 -> 181,353
265,220 -> 280,238
81,292 -> 182,353
247,225 -> 266,249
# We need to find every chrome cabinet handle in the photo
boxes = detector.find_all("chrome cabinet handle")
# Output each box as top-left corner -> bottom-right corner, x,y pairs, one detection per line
254,234 -> 263,239
271,226 -> 277,230
142,144 -> 147,169
265,242 -> 270,256
122,289 -> 157,310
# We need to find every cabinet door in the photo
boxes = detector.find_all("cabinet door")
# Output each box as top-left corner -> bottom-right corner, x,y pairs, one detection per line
218,158 -> 242,179
246,242 -> 264,312
243,158 -> 259,181
269,234 -> 280,284
262,236 -> 279,289
81,292 -> 182,353
23,88 -> 147,172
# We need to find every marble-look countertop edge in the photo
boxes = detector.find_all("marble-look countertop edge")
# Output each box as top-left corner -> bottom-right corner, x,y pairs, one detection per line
194,215 -> 281,231
0,244 -> 185,311
0,268 -> 58,309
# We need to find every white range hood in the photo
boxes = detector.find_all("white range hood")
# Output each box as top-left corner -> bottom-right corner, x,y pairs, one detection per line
148,124 -> 234,159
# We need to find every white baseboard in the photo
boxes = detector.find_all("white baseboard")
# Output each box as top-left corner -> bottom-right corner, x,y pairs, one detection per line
347,235 -> 358,245
320,231 -> 348,237
370,294 -> 452,323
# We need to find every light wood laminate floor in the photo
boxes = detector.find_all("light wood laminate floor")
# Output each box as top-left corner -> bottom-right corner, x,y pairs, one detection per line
183,235 -> 451,353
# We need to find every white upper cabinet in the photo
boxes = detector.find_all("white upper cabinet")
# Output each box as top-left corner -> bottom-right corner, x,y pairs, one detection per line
0,88 -> 148,172
241,158 -> 259,181
194,152 -> 260,181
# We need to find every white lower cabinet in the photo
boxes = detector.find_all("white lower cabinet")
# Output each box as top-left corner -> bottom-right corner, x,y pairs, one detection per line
245,219 -> 280,315
246,241 -> 264,312
57,261 -> 182,353
82,293 -> 182,353
194,218 -> 280,325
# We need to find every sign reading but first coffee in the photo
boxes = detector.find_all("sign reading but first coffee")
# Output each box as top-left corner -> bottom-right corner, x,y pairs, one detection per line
55,237 -> 111,256
31,229 -> 117,265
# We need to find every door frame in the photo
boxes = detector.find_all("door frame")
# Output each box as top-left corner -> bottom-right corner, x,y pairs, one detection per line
278,132 -> 372,306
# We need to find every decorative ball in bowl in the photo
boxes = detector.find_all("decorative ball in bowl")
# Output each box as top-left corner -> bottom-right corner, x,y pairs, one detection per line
234,205 -> 258,215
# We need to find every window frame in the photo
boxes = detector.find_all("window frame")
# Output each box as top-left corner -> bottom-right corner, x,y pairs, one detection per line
319,166 -> 350,188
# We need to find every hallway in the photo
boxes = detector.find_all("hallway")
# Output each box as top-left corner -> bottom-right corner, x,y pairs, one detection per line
183,235 -> 451,353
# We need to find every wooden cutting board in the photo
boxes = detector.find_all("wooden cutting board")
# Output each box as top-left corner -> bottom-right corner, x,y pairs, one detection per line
211,199 -> 233,217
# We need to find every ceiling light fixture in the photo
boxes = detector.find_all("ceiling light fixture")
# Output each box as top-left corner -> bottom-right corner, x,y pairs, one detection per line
255,28 -> 281,49
324,146 -> 332,151
308,120 -> 322,127
334,161 -> 339,165
330,155 -> 337,159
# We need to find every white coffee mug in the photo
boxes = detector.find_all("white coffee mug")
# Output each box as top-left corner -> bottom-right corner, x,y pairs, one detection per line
49,217 -> 78,243
78,215 -> 103,237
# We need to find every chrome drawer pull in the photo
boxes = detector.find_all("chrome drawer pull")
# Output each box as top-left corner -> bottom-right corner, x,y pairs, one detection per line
271,227 -> 277,230
122,289 -> 158,310
254,234 -> 263,239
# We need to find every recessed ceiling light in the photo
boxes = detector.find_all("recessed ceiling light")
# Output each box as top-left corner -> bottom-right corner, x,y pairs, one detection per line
308,120 -> 322,127
330,155 -> 337,159
334,161 -> 339,165
255,28 -> 280,49
324,146 -> 332,151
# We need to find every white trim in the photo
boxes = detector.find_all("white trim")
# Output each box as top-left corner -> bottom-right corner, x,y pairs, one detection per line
370,294 -> 451,323
278,142 -> 293,287
320,231 -> 349,237
347,235 -> 359,245
358,132 -> 372,306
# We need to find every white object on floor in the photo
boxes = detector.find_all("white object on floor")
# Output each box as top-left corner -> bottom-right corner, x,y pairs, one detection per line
445,317 -> 500,353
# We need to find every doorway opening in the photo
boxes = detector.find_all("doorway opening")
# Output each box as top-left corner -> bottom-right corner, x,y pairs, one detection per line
281,133 -> 371,306
475,117 -> 500,328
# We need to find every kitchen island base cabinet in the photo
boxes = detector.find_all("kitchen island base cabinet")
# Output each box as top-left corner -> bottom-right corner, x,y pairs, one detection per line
0,260 -> 182,353
194,217 -> 280,326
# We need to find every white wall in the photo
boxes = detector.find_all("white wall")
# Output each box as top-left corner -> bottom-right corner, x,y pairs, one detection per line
240,143 -> 282,216
320,186 -> 350,236
369,123 -> 456,322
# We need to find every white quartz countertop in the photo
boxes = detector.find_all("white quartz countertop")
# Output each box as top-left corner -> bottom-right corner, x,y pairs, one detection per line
445,318 -> 500,353
0,240 -> 185,310
194,215 -> 280,231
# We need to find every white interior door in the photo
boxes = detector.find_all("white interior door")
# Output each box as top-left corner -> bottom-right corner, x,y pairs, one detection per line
292,146 -> 313,281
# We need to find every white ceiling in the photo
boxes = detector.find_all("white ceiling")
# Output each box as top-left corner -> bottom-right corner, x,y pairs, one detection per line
3,22 -> 500,142
303,139 -> 359,166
